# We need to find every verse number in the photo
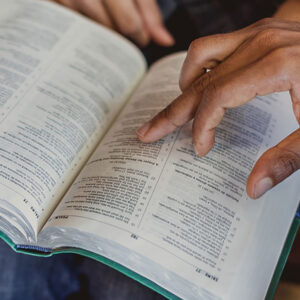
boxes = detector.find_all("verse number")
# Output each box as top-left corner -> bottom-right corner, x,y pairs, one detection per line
130,234 -> 139,240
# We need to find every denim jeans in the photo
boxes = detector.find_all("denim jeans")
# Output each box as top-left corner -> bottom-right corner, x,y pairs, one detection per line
0,239 -> 166,300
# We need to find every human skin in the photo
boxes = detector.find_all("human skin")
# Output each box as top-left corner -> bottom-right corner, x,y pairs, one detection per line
52,0 -> 174,46
137,0 -> 300,199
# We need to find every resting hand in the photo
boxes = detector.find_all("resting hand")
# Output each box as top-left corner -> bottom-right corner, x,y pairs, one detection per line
53,0 -> 174,46
137,18 -> 300,199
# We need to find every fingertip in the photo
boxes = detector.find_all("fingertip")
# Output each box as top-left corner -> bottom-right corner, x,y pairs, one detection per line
151,26 -> 175,47
193,136 -> 213,157
251,177 -> 274,199
136,121 -> 158,143
246,184 -> 260,200
247,159 -> 272,199
193,143 -> 210,157
136,128 -> 159,143
137,114 -> 179,143
137,134 -> 152,143
247,161 -> 274,199
246,171 -> 257,199
137,122 -> 151,137
193,128 -> 215,158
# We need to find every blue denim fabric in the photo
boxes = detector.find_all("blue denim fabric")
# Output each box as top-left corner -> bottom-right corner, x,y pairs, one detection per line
296,206 -> 300,219
0,240 -> 165,300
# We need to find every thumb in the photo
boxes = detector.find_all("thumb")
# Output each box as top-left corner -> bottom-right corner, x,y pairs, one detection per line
247,128 -> 300,199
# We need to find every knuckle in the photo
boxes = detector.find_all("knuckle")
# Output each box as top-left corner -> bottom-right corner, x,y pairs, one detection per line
188,36 -> 218,58
254,17 -> 274,27
192,71 -> 213,95
253,28 -> 282,46
188,39 -> 203,57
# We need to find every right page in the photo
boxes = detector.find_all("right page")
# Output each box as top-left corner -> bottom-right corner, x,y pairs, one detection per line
42,53 -> 300,300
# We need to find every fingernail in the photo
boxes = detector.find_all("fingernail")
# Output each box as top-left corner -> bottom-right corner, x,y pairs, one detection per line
254,177 -> 273,198
137,122 -> 151,137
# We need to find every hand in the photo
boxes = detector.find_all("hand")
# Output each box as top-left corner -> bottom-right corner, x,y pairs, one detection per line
53,0 -> 174,47
137,18 -> 300,199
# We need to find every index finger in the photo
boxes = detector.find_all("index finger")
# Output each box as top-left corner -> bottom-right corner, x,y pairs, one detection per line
136,86 -> 200,143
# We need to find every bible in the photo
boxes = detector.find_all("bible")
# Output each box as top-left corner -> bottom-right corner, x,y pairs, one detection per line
0,0 -> 299,299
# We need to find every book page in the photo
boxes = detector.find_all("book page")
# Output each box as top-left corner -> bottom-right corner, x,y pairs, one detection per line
0,0 -> 146,240
41,53 -> 299,299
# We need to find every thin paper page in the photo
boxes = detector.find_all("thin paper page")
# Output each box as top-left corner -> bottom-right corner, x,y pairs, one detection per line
228,91 -> 300,300
44,53 -> 298,299
0,0 -> 145,239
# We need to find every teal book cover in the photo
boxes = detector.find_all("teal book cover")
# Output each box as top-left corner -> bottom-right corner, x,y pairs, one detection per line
1,207 -> 299,300
266,207 -> 300,300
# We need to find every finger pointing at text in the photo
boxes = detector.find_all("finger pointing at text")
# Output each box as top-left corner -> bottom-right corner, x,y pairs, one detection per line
137,18 -> 300,199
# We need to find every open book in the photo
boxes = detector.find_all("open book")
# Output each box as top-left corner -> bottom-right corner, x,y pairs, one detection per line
0,0 -> 299,299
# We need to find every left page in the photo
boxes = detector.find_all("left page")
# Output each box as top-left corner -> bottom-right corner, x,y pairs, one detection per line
0,0 -> 146,242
